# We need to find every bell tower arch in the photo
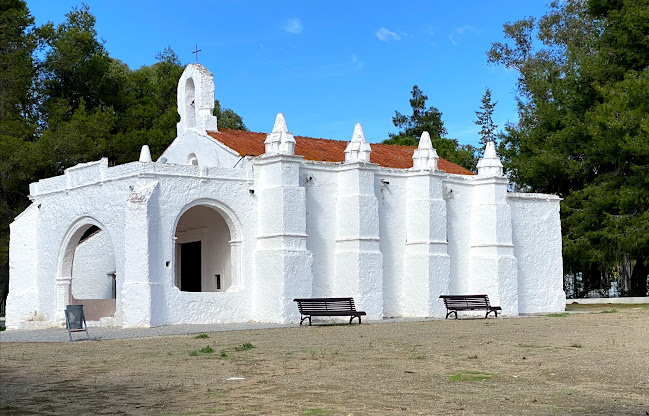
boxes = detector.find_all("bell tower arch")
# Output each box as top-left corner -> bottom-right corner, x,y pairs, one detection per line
176,64 -> 218,136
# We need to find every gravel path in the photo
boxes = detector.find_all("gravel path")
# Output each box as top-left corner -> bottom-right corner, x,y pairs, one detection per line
0,316 -> 448,343
0,321 -> 293,343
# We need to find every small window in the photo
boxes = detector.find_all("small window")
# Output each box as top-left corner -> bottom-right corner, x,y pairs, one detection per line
187,153 -> 198,166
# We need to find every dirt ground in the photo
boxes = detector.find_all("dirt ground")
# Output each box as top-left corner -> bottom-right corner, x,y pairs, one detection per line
0,304 -> 647,416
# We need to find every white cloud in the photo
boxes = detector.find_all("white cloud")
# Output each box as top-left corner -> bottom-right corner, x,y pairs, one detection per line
448,25 -> 478,45
283,18 -> 303,34
376,27 -> 401,42
350,54 -> 364,71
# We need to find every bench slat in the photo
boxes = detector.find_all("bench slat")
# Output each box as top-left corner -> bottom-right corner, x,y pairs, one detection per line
439,294 -> 501,319
294,297 -> 366,326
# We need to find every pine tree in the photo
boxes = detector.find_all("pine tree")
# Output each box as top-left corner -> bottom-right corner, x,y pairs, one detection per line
383,85 -> 477,171
474,87 -> 498,153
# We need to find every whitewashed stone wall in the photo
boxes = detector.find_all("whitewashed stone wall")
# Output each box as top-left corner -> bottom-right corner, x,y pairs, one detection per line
6,64 -> 565,329
509,193 -> 565,313
71,230 -> 116,299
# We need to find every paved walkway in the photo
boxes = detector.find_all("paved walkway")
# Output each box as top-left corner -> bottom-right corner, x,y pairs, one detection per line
0,322 -> 294,343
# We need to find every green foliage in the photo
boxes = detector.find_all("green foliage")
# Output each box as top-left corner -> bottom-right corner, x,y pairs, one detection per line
489,0 -> 649,295
234,342 -> 255,351
194,333 -> 209,339
383,85 -> 478,171
301,409 -> 327,416
474,87 -> 498,153
0,0 -> 38,139
199,345 -> 214,354
547,313 -> 569,318
189,345 -> 214,356
215,100 -> 247,131
387,85 -> 447,142
39,4 -> 114,116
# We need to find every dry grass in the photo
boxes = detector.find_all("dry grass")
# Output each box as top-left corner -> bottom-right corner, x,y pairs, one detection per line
1,304 -> 647,415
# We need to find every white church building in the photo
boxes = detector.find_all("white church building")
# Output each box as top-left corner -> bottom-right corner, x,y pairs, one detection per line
6,64 -> 565,329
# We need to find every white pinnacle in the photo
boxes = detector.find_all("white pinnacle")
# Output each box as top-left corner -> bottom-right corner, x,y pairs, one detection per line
272,112 -> 289,133
484,141 -> 498,159
477,141 -> 503,177
419,131 -> 433,149
265,113 -> 296,156
139,145 -> 152,163
345,123 -> 372,163
351,123 -> 366,142
412,131 -> 438,171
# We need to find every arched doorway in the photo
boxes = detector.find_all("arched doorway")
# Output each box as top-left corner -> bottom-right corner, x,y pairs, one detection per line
174,205 -> 234,292
58,220 -> 116,321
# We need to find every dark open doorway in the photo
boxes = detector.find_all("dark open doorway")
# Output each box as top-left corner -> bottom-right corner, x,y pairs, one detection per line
180,241 -> 201,292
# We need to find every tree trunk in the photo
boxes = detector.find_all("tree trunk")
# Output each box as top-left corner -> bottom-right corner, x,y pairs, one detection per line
630,258 -> 648,297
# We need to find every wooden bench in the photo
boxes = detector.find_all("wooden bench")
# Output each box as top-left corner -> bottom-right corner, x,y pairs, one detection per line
439,294 -> 501,319
293,297 -> 366,326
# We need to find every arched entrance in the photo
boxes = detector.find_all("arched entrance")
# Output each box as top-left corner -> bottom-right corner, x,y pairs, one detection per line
57,219 -> 116,321
174,204 -> 238,292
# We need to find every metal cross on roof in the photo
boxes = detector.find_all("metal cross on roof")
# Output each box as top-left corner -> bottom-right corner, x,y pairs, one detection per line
193,44 -> 202,63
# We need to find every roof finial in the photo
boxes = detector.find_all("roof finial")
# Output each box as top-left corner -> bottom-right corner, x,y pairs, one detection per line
264,113 -> 296,155
412,131 -> 438,171
344,123 -> 372,163
272,112 -> 289,133
476,141 -> 503,176
139,145 -> 152,162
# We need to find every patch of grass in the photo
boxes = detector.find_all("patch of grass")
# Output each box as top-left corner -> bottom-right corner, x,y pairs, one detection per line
199,345 -> 214,354
449,371 -> 494,381
467,354 -> 478,359
190,345 -> 214,356
570,343 -> 582,348
219,350 -> 228,357
234,342 -> 255,351
302,408 -> 327,416
413,355 -> 426,360
547,313 -> 569,317
599,309 -> 617,314
195,333 -> 209,339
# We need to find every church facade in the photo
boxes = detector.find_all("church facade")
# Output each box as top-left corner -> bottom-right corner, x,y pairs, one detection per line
6,64 -> 565,329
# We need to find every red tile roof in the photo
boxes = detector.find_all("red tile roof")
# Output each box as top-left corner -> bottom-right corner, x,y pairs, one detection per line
208,129 -> 474,175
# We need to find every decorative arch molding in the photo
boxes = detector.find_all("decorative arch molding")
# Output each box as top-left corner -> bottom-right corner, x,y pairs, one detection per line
55,216 -> 117,320
172,198 -> 244,292
174,198 -> 243,242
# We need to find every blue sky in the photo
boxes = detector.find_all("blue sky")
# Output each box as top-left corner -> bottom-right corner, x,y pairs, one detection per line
26,0 -> 549,147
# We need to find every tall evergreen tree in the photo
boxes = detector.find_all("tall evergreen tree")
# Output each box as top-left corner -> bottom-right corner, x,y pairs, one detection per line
383,85 -> 477,171
474,87 -> 498,153
489,0 -> 649,295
